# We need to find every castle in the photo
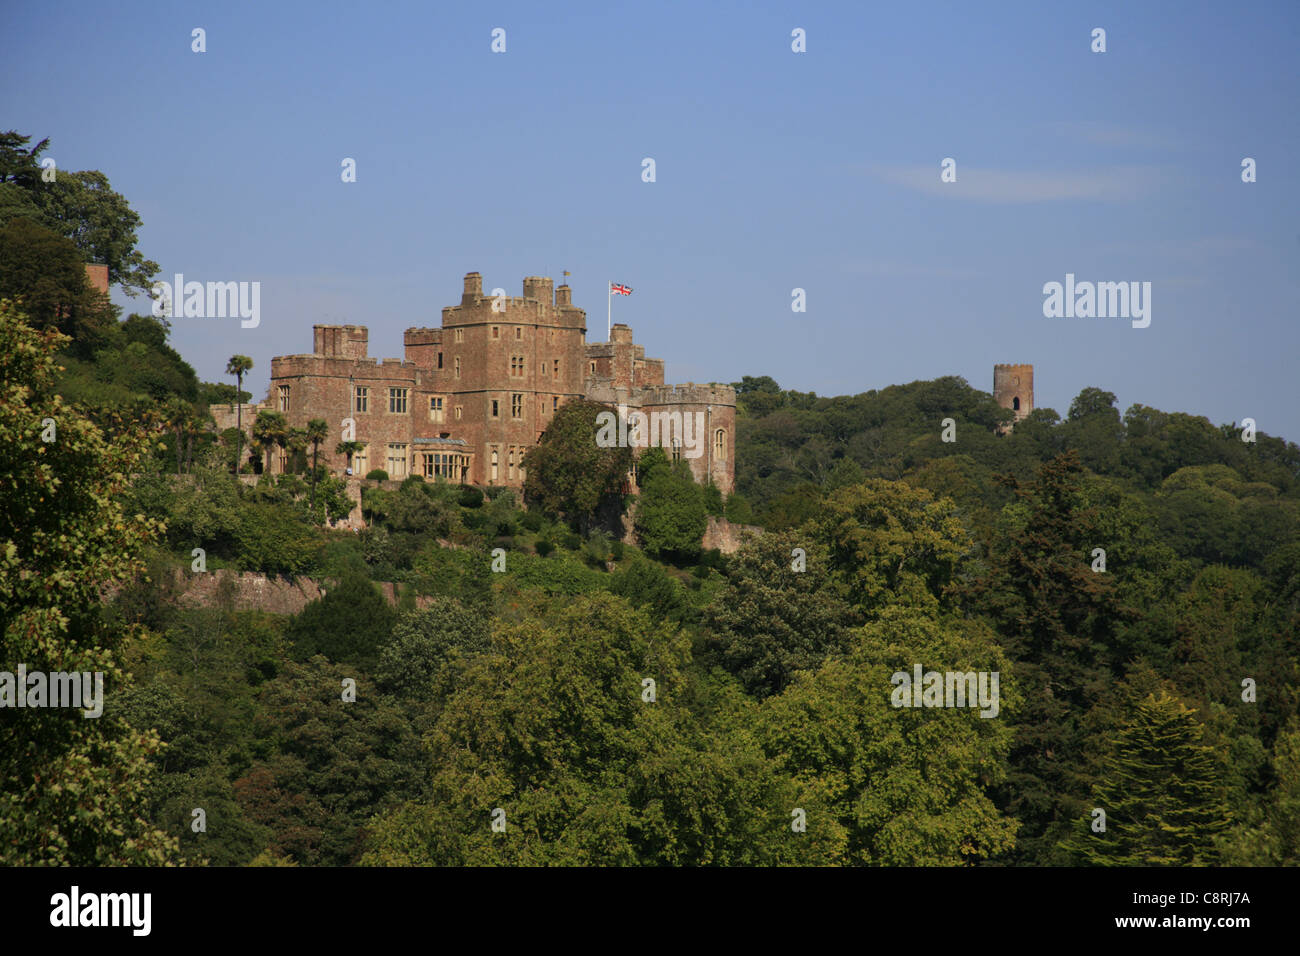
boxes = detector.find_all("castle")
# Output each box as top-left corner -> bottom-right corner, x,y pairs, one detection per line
219,273 -> 736,493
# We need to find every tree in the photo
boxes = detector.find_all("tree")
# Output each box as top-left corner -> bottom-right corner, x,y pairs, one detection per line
759,607 -> 1019,865
811,478 -> 969,617
635,460 -> 706,560
225,356 -> 253,475
704,531 -> 858,698
0,131 -> 50,227
966,451 -> 1135,862
522,399 -> 633,531
163,397 -> 203,475
285,427 -> 308,475
374,599 -> 491,700
0,130 -> 49,189
0,217 -> 117,357
1064,691 -> 1230,865
306,418 -> 329,510
234,659 -> 426,865
0,300 -> 179,864
252,409 -> 288,476
336,440 -> 364,476
284,571 -> 395,669
362,593 -> 825,865
32,169 -> 158,294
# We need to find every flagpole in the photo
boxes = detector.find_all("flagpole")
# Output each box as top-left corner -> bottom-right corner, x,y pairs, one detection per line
607,280 -> 611,340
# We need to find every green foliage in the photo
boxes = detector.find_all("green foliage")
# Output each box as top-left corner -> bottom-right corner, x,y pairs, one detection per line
365,469 -> 388,482
812,478 -> 969,617
610,558 -> 691,625
705,531 -> 858,698
1064,691 -> 1230,865
0,218 -> 118,358
363,593 -> 827,865
0,301 -> 179,864
235,659 -> 427,865
723,491 -> 753,524
635,461 -> 707,560
233,501 -> 320,576
1,132 -> 158,293
967,452 -> 1134,861
284,571 -> 396,668
523,399 -> 634,530
375,598 -> 491,700
759,607 -> 1018,864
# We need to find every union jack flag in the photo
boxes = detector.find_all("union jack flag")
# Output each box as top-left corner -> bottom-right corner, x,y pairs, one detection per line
610,283 -> 632,295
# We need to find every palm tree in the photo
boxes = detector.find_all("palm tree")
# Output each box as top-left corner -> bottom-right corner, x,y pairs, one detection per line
163,398 -> 193,475
225,355 -> 253,475
306,418 -> 329,507
286,428 -> 308,475
336,440 -> 364,476
251,410 -> 288,476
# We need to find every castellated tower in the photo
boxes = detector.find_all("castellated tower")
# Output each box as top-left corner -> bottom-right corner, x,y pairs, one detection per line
993,364 -> 1034,431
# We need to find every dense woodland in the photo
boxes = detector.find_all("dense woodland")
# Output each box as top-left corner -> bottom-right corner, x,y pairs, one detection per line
2,131 -> 1298,866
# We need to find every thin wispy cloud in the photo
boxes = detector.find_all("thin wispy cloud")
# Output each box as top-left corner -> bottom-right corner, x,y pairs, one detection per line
870,164 -> 1166,202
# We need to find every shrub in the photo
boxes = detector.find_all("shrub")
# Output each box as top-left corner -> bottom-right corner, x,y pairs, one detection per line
234,502 -> 320,576
365,469 -> 389,482
724,492 -> 754,525
520,510 -> 544,533
458,486 -> 484,508
702,482 -> 725,516
535,539 -> 554,557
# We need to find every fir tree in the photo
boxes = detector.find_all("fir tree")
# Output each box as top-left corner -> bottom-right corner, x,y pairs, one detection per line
1066,691 -> 1230,865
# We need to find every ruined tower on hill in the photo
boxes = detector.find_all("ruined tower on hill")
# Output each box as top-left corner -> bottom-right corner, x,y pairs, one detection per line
993,363 -> 1034,433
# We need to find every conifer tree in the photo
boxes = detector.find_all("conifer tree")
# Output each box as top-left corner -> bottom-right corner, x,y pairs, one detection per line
1066,691 -> 1230,865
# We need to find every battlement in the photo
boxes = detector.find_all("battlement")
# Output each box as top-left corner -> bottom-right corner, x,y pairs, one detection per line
271,353 -> 418,378
638,383 -> 736,406
443,273 -> 585,329
404,327 -> 442,346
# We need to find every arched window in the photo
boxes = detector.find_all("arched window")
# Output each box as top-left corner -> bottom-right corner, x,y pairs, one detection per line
1012,396 -> 1021,411
714,428 -> 726,459
490,448 -> 499,482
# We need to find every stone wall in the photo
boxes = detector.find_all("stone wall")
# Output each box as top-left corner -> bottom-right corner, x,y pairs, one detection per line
701,516 -> 761,554
171,568 -> 433,615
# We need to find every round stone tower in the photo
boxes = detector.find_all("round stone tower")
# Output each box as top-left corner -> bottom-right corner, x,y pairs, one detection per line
993,364 -> 1034,424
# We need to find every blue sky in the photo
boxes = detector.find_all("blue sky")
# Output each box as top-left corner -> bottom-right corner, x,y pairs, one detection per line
4,0 -> 1298,439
